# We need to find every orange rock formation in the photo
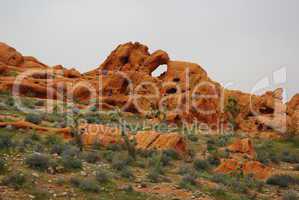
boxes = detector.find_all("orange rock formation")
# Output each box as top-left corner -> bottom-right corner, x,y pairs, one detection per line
0,41 -> 298,135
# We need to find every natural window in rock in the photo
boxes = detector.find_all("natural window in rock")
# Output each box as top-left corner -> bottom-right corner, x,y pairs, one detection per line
151,64 -> 167,77
259,107 -> 274,114
166,88 -> 177,94
173,77 -> 180,82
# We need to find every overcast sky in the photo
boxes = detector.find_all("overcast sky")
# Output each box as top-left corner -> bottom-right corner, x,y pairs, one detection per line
1,0 -> 298,99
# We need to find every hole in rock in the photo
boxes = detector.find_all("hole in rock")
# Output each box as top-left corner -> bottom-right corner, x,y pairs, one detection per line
166,88 -> 177,94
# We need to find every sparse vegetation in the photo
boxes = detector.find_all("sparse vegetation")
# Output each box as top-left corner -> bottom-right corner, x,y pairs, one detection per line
61,156 -> 82,170
82,151 -> 100,163
25,153 -> 51,171
2,171 -> 27,190
179,174 -> 197,190
25,113 -> 42,124
96,169 -> 110,183
0,158 -> 6,174
266,175 -> 299,187
283,190 -> 299,200
70,177 -> 100,192
193,159 -> 210,171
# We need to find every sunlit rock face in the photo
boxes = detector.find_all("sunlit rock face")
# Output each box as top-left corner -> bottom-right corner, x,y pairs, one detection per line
0,41 -> 298,134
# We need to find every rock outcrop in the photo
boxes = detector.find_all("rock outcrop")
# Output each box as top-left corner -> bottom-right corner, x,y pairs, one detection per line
0,41 -> 298,135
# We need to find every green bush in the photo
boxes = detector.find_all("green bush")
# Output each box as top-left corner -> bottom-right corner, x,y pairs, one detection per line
29,188 -> 50,200
5,96 -> 15,107
102,150 -> 114,162
70,177 -> 99,193
178,165 -> 195,176
147,169 -> 160,183
193,159 -> 210,171
0,159 -> 6,174
25,153 -> 50,171
82,151 -> 100,164
207,155 -> 221,166
163,149 -> 179,160
120,167 -> 134,179
61,146 -> 80,158
44,135 -> 63,146
111,153 -> 132,171
61,156 -> 82,170
187,134 -> 199,142
0,132 -> 14,150
137,149 -> 156,158
266,175 -> 299,187
179,174 -> 197,190
280,151 -> 299,164
2,172 -> 27,190
107,143 -> 123,151
32,143 -> 45,153
283,190 -> 299,200
50,143 -> 68,155
25,113 -> 42,124
95,169 -> 110,183
30,132 -> 41,141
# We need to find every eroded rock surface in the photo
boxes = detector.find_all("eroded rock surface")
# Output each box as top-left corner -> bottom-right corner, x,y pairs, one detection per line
0,41 -> 298,135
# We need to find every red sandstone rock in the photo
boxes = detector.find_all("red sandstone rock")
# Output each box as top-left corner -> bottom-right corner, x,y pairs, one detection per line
0,41 -> 299,135
227,138 -> 256,158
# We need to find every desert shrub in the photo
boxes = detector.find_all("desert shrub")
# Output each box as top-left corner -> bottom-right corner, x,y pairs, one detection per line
70,177 -> 99,193
186,133 -> 199,142
207,155 -> 221,166
91,140 -> 102,150
112,155 -> 129,171
35,100 -> 45,107
280,151 -> 299,164
255,141 -> 280,164
25,153 -> 50,171
2,171 -> 27,189
61,156 -> 82,170
102,150 -> 114,162
85,114 -> 101,124
0,132 -> 14,150
25,113 -> 42,124
163,149 -> 179,160
147,169 -> 161,183
137,149 -> 156,158
61,146 -> 80,158
44,135 -> 63,146
22,98 -> 36,108
32,143 -> 45,153
107,143 -> 123,152
160,152 -> 172,166
120,167 -> 134,179
135,159 -> 146,168
283,190 -> 299,200
43,114 -> 61,123
179,174 -> 197,190
82,151 -> 100,164
54,177 -> 66,186
207,135 -> 233,152
193,159 -> 210,171
29,188 -> 50,200
266,175 -> 299,187
178,165 -> 193,175
30,131 -> 41,141
5,96 -> 15,107
50,143 -> 68,155
95,169 -> 110,183
0,159 -> 6,174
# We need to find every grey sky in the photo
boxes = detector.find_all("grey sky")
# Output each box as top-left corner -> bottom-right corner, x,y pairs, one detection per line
1,0 -> 298,99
